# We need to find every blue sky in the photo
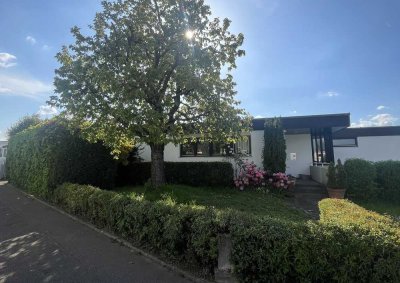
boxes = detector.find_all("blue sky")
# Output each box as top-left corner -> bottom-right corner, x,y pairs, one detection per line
0,0 -> 399,140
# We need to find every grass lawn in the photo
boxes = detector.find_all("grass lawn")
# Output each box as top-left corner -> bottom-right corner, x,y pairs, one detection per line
353,199 -> 400,218
115,185 -> 308,222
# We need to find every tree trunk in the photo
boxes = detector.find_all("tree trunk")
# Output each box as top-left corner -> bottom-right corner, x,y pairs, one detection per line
150,143 -> 165,188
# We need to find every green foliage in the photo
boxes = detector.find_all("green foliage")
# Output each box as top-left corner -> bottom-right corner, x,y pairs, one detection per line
335,159 -> 347,189
51,0 -> 251,186
344,158 -> 377,199
116,184 -> 307,220
262,117 -> 286,173
43,181 -> 400,281
52,183 -> 218,275
7,114 -> 42,137
117,162 -> 234,187
6,121 -> 116,198
375,160 -> 400,201
228,199 -> 400,282
326,162 -> 337,188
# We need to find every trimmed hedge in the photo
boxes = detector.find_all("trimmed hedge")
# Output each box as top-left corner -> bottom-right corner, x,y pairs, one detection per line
52,183 -> 218,275
343,158 -> 400,200
33,182 -> 400,282
6,121 -> 116,198
344,158 -> 377,199
375,160 -> 400,201
117,162 -> 233,187
227,199 -> 400,282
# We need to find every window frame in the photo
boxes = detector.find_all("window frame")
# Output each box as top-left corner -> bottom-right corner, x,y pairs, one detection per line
332,138 -> 358,147
179,136 -> 252,157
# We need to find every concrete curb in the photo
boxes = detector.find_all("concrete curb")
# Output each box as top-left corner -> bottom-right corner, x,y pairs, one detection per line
12,185 -> 211,283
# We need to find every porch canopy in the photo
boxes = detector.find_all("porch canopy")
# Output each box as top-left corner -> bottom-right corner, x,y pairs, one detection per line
252,113 -> 351,164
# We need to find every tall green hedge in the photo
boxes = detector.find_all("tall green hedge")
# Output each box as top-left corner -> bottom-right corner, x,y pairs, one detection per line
343,158 -> 400,200
6,121 -> 116,198
117,162 -> 233,187
344,158 -> 377,199
375,160 -> 400,201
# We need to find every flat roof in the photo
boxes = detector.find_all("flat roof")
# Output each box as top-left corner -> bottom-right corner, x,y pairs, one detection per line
252,113 -> 350,132
333,126 -> 400,139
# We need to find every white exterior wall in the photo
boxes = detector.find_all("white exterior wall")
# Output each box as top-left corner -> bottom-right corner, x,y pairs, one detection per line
139,130 -> 265,167
334,135 -> 400,162
139,131 -> 313,177
285,134 -> 313,176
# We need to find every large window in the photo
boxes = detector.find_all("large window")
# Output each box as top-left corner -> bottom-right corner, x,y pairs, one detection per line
180,136 -> 251,157
333,138 -> 358,147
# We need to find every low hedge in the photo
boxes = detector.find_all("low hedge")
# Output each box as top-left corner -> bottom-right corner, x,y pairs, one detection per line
375,160 -> 400,201
226,199 -> 400,282
117,162 -> 233,187
6,121 -> 116,198
51,183 -> 400,282
52,183 -> 218,275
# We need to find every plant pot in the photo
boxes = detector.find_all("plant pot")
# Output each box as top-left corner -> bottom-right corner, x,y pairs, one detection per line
327,188 -> 346,199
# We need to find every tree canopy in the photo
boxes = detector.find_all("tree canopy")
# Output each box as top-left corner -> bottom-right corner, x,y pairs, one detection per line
7,114 -> 42,138
51,0 -> 250,186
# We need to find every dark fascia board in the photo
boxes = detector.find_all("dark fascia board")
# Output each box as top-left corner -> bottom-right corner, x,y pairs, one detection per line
333,126 -> 400,139
252,113 -> 351,131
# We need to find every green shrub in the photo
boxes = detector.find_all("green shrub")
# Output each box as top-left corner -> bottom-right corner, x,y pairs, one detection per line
326,162 -> 337,188
228,200 -> 400,282
117,162 -> 233,187
7,114 -> 42,137
375,160 -> 400,201
263,117 -> 286,172
51,183 -> 400,281
344,158 -> 377,199
52,183 -> 218,275
6,121 -> 116,198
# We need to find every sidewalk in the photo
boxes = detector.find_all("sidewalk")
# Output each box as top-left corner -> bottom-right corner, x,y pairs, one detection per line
0,182 -> 192,283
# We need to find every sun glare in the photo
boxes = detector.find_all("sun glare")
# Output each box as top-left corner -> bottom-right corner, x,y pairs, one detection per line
185,30 -> 194,40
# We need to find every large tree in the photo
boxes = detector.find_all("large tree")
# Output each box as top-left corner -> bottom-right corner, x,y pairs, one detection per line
51,0 -> 249,187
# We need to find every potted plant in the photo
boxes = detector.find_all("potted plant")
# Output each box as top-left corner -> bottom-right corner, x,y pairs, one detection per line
326,160 -> 347,199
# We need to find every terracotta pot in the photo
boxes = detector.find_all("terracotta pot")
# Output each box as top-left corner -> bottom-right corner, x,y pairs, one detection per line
327,188 -> 346,199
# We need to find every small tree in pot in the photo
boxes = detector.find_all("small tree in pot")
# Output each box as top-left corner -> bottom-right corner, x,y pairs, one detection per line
326,159 -> 347,199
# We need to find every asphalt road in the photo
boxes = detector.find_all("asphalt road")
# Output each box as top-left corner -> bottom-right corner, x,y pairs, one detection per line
0,181 -> 192,283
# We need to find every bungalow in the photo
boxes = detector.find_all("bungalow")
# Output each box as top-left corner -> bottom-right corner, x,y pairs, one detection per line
138,113 -> 400,184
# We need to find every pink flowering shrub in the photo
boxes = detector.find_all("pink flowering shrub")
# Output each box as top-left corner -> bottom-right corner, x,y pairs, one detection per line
234,160 -> 266,189
266,172 -> 295,190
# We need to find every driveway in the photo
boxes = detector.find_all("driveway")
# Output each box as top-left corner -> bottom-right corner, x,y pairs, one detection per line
0,182 -> 192,283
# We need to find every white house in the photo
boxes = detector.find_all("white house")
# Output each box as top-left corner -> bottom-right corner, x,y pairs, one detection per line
138,113 -> 400,184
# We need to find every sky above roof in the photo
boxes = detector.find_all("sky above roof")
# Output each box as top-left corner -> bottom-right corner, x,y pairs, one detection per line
0,0 -> 399,140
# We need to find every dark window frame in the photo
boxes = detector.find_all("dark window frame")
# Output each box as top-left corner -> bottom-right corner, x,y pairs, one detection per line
179,136 -> 252,157
333,138 -> 358,147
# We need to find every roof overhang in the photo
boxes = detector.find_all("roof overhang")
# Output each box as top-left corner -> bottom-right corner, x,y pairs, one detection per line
252,113 -> 351,134
333,126 -> 400,139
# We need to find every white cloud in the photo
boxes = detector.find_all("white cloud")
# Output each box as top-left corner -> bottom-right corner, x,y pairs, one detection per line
37,105 -> 58,116
26,35 -> 37,45
351,113 -> 399,127
0,74 -> 53,99
377,105 -> 387,111
0,53 -> 17,68
42,44 -> 50,51
318,90 -> 340,98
